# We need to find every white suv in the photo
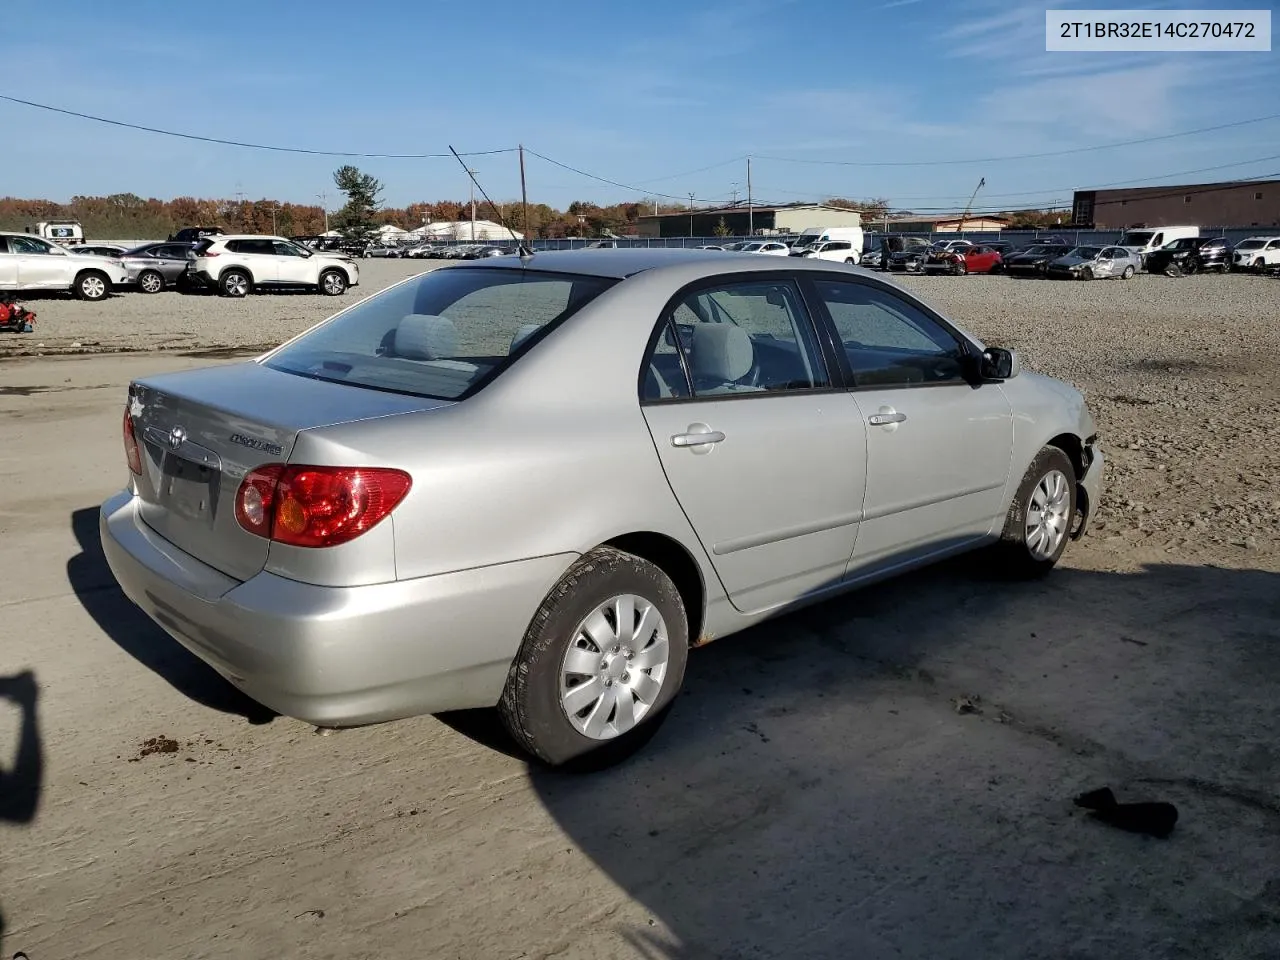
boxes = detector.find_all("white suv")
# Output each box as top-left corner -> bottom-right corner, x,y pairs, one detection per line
798,239 -> 861,264
0,232 -> 129,301
189,234 -> 360,297
1232,236 -> 1280,271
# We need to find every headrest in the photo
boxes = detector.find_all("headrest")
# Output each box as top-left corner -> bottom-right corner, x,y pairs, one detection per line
691,324 -> 753,382
510,323 -> 541,352
395,314 -> 457,360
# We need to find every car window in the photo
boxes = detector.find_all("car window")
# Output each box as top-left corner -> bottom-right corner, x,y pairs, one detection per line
1269,240 -> 1280,249
272,240 -> 306,257
9,236 -> 53,255
0,237 -> 8,254
643,279 -> 830,401
264,267 -> 616,401
811,279 -> 967,388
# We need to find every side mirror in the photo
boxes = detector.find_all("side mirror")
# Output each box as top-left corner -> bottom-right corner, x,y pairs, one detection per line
980,347 -> 1019,380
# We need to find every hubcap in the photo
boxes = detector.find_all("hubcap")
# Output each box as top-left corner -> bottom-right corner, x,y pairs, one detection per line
559,594 -> 670,741
1025,468 -> 1071,559
228,275 -> 248,296
323,273 -> 343,293
142,274 -> 162,292
83,276 -> 105,298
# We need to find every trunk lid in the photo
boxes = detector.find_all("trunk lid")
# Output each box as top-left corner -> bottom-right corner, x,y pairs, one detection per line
129,361 -> 449,581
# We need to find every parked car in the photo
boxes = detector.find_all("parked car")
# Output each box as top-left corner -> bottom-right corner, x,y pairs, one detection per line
364,244 -> 403,258
473,245 -> 511,258
1144,237 -> 1232,275
73,244 -> 130,258
695,244 -> 725,251
1002,244 -> 1072,277
117,242 -> 196,293
1116,225 -> 1199,265
187,235 -> 360,297
0,231 -> 128,300
169,226 -> 225,244
796,239 -> 860,264
887,245 -> 929,273
923,244 -> 1004,275
1231,236 -> 1280,271
101,248 -> 1104,767
1046,245 -> 1141,280
740,241 -> 791,256
930,239 -> 974,253
982,241 -> 1019,265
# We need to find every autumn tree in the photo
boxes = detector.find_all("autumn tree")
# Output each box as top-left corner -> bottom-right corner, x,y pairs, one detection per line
331,165 -> 384,238
713,217 -> 731,237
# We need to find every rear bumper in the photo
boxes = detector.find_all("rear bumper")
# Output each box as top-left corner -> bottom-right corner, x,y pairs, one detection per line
99,490 -> 574,726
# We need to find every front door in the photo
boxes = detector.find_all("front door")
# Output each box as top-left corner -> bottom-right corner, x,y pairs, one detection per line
0,237 -> 16,288
11,236 -> 71,287
806,276 -> 1014,574
271,239 -> 314,284
640,276 -> 867,614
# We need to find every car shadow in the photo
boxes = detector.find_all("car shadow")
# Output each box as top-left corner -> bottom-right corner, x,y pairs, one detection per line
526,559 -> 1280,959
66,507 -> 275,724
0,668 -> 43,957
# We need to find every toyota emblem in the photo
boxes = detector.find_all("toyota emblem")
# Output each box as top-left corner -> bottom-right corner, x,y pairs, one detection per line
167,426 -> 186,450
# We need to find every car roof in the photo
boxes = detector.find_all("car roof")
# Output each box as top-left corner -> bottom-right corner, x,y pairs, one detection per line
456,247 -> 761,279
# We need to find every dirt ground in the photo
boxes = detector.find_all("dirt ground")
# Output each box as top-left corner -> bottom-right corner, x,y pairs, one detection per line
1,265 -> 1278,959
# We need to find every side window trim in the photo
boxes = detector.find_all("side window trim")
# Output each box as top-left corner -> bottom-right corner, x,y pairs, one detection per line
799,274 -> 977,393
638,271 -> 845,405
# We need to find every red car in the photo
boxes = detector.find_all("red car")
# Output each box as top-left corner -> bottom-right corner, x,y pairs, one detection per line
923,243 -> 1004,275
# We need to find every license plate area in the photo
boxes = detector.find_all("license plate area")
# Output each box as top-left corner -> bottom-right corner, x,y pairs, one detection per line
156,452 -> 221,524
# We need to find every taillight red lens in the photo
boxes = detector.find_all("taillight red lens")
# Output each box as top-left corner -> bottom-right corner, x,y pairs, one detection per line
123,406 -> 142,475
234,465 -> 411,548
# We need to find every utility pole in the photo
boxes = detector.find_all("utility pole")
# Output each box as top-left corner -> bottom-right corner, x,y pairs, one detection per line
317,192 -> 328,233
519,144 -> 530,247
747,156 -> 753,237
468,170 -> 477,241
688,193 -> 695,237
730,182 -> 740,205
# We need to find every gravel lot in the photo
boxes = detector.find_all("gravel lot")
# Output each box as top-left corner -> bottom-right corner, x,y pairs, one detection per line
1,259 -> 1278,958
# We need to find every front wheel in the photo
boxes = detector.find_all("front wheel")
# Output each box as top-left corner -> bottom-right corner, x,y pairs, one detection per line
73,271 -> 110,301
1122,265 -> 1135,279
498,547 -> 689,769
992,446 -> 1078,578
1080,267 -> 1094,281
319,269 -> 348,296
137,269 -> 165,294
845,257 -> 857,265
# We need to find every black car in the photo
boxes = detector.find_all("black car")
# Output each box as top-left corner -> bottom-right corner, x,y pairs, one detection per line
1144,236 -> 1232,275
883,236 -> 932,273
168,226 -> 224,244
1002,243 -> 1072,277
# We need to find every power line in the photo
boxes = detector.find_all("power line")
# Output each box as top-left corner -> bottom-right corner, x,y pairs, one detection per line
524,148 -> 731,204
751,113 -> 1280,167
632,156 -> 747,184
0,93 -> 517,159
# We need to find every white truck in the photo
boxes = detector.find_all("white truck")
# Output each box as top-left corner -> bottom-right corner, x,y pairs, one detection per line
1117,225 -> 1198,265
25,220 -> 86,246
790,225 -> 865,264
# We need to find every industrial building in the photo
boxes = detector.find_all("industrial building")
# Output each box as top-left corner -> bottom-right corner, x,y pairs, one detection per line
1072,178 -> 1280,229
635,202 -> 860,238
874,214 -> 1011,234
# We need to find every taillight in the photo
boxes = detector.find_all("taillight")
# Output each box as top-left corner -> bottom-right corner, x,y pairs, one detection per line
201,251 -> 220,258
123,405 -> 142,475
234,465 -> 411,548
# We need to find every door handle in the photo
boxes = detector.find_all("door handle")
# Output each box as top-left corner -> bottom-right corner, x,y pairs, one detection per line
868,412 -> 906,426
672,430 -> 725,447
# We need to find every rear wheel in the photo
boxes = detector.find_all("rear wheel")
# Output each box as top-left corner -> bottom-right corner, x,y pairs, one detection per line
498,547 -> 689,769
220,269 -> 251,298
844,257 -> 857,265
1080,267 -> 1094,281
73,271 -> 110,301
1122,265 -> 1135,279
137,269 -> 165,294
993,446 -> 1077,578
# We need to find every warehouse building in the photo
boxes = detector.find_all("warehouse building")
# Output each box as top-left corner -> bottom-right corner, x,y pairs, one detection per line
1072,178 -> 1280,229
874,214 -> 1011,234
635,202 -> 860,238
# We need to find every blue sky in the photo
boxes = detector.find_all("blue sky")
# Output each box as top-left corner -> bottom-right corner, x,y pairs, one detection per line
4,0 -> 1278,213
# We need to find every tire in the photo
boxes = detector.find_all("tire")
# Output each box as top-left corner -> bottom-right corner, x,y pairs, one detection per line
1122,265 -> 1135,279
953,261 -> 967,276
1080,267 -> 1093,281
73,271 -> 110,301
220,269 -> 251,298
1182,260 -> 1198,276
498,547 -> 690,769
993,445 -> 1078,578
137,269 -> 165,294
845,257 -> 857,265
319,269 -> 348,296
1255,258 -> 1266,271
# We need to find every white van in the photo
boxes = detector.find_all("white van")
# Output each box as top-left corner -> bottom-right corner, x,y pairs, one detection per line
790,225 -> 864,262
1117,225 -> 1198,263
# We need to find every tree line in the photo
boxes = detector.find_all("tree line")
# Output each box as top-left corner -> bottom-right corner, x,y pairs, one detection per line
0,165 -> 1064,240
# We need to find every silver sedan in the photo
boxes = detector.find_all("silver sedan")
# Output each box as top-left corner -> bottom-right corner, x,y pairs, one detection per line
100,249 -> 1104,767
119,242 -> 196,293
1045,245 -> 1142,281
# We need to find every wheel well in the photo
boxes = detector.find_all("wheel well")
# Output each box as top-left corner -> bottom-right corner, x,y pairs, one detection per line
219,265 -> 253,283
1047,432 -> 1084,481
319,265 -> 349,281
603,532 -> 705,643
74,268 -> 107,282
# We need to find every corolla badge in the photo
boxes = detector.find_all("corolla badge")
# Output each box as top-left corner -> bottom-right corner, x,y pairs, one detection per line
167,426 -> 187,450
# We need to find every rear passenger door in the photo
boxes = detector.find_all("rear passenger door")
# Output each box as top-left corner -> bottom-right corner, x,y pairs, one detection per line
0,237 -> 15,288
228,239 -> 278,283
640,274 -> 867,614
806,276 -> 1014,575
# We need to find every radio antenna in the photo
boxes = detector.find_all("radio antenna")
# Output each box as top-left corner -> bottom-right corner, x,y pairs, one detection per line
448,145 -> 533,259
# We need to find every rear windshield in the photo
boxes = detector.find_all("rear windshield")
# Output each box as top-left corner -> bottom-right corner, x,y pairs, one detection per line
262,266 -> 617,401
